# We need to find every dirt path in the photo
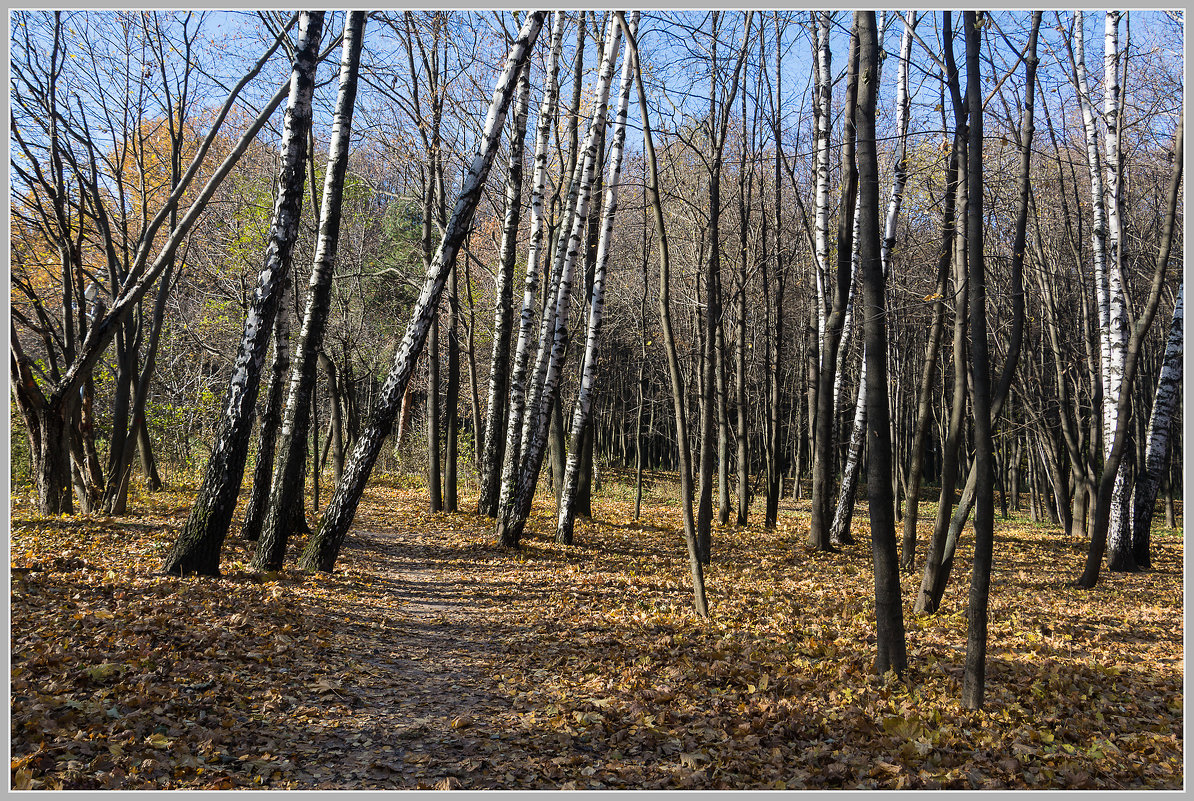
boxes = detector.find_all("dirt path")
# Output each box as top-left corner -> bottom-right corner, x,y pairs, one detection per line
285,526 -> 529,789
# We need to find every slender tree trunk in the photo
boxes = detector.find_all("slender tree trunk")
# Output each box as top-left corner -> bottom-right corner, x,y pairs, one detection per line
319,351 -> 345,483
241,273 -> 291,541
901,153 -> 956,568
491,14 -> 564,521
164,13 -> 324,577
696,12 -> 753,564
855,10 -> 906,677
922,12 -> 1040,609
833,12 -> 915,549
498,18 -> 622,548
915,13 -> 968,613
477,61 -> 532,516
961,10 -> 998,710
620,12 -> 707,616
253,13 -> 366,570
298,12 -> 546,573
445,263 -> 460,512
809,20 -> 858,552
557,18 -> 636,543
1131,286 -> 1183,567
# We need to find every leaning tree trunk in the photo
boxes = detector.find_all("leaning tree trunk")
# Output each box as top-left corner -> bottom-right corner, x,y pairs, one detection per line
493,14 -> 568,526
477,59 -> 532,517
497,18 -> 622,549
163,12 -> 324,577
253,12 -> 366,572
855,10 -> 906,678
1131,285 -> 1183,567
298,11 -> 546,573
556,13 -> 636,544
241,270 -> 292,541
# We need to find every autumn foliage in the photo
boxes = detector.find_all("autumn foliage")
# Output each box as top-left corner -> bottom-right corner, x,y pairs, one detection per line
10,477 -> 1182,790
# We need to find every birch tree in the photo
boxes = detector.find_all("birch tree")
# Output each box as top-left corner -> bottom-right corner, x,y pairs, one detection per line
161,11 -> 325,576
556,12 -> 638,545
830,11 -> 915,548
1131,286 -> 1183,567
808,19 -> 859,552
254,11 -> 367,571
1075,112 -> 1183,588
298,10 -> 546,573
495,18 -> 622,549
476,52 -> 534,517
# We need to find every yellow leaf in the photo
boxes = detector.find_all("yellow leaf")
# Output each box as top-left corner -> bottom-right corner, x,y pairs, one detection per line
146,733 -> 172,749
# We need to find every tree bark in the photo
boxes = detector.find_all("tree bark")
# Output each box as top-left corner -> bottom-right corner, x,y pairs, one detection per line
477,59 -> 532,516
1131,286 -> 1183,567
164,12 -> 324,577
253,12 -> 366,571
855,10 -> 906,677
298,11 -> 546,573
241,271 -> 291,541
808,19 -> 858,552
497,18 -> 623,549
556,15 -> 637,543
960,10 -> 1000,711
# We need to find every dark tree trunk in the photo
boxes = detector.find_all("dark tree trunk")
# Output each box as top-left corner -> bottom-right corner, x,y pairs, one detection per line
855,10 -> 906,677
620,12 -> 708,616
915,13 -> 968,613
241,275 -> 291,541
900,135 -> 959,570
960,10 -> 999,711
445,263 -> 460,512
319,351 -> 345,484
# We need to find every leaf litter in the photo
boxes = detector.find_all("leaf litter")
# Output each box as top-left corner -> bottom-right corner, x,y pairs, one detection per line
9,480 -> 1183,789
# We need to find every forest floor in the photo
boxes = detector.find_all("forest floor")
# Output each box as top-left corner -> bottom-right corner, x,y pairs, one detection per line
9,473 -> 1184,790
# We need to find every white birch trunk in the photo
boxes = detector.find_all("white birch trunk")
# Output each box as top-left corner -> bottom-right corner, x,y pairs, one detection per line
477,52 -> 534,517
556,12 -> 637,544
496,13 -> 570,519
255,11 -> 367,571
298,11 -> 546,572
1071,11 -> 1115,444
812,11 -> 833,351
498,18 -> 622,547
1130,286 -> 1183,563
830,11 -> 914,546
164,12 -> 325,576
